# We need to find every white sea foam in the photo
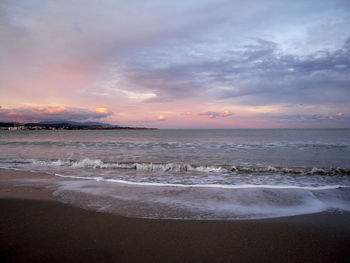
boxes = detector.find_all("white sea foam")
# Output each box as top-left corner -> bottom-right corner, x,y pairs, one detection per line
53,172 -> 346,191
52,176 -> 350,220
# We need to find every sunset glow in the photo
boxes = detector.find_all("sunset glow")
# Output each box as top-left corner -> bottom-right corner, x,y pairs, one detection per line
95,108 -> 109,115
157,115 -> 166,121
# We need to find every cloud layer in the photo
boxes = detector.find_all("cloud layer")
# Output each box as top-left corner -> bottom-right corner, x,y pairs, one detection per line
0,106 -> 112,123
0,0 -> 349,127
199,111 -> 232,119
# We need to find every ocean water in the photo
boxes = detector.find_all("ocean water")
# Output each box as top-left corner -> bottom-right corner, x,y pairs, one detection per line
1,129 -> 350,219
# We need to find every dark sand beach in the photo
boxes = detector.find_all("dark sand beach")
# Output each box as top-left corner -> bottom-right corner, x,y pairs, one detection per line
1,169 -> 350,263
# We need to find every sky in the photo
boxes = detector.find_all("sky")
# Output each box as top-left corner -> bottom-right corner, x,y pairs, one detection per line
0,0 -> 349,128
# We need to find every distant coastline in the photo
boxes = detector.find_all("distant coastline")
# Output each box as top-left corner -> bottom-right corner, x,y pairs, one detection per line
0,121 -> 157,130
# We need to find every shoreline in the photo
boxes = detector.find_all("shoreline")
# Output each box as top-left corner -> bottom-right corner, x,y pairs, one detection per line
1,169 -> 350,262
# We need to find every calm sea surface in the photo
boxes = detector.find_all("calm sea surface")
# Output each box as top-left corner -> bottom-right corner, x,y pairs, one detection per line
1,129 -> 350,219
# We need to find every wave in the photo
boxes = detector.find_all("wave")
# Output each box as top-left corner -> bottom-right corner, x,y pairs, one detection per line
1,166 -> 349,220
2,157 -> 350,175
1,140 -> 349,151
53,173 -> 347,191
53,173 -> 350,220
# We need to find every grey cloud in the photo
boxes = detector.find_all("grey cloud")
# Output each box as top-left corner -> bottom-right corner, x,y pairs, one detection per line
198,112 -> 220,118
198,111 -> 232,118
0,106 -> 112,122
114,37 -> 350,106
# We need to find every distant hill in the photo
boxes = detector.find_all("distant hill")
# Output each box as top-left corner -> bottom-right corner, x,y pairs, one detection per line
0,121 -> 113,128
0,121 -> 155,130
37,121 -> 114,127
0,122 -> 21,127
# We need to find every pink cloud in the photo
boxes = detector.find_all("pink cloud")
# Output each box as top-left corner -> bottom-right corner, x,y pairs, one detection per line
220,110 -> 232,117
198,110 -> 233,119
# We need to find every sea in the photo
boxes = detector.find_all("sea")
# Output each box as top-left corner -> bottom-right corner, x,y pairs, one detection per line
1,129 -> 350,219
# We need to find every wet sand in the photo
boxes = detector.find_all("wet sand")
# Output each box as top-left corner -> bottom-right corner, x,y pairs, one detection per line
0,169 -> 350,262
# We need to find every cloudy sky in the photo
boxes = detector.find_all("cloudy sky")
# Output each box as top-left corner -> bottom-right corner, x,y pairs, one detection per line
1,0 -> 349,128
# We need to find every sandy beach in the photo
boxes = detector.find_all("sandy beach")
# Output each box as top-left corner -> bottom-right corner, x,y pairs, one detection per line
0,169 -> 349,262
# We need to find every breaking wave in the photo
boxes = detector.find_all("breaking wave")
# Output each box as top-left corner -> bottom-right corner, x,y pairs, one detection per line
2,157 -> 350,175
